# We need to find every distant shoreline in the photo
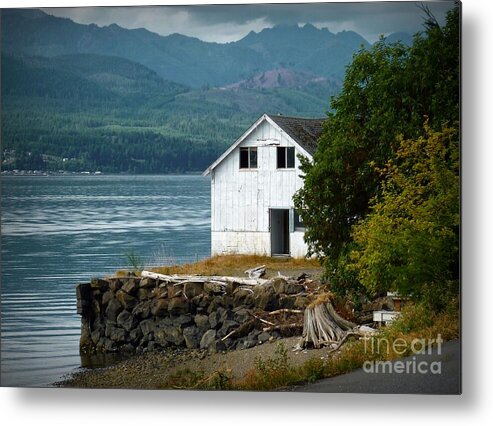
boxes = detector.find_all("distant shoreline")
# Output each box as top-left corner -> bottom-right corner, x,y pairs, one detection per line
1,171 -> 205,177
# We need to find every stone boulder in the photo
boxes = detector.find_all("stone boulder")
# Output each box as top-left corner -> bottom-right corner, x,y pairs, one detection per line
137,288 -> 151,301
233,288 -> 254,306
218,307 -> 233,323
121,278 -> 139,295
208,311 -> 221,329
116,290 -> 137,310
90,278 -> 109,291
199,329 -> 226,352
79,318 -> 93,353
168,296 -> 190,315
101,338 -> 116,352
76,283 -> 92,316
105,323 -> 126,343
155,326 -> 184,347
294,295 -> 311,310
210,339 -> 226,353
116,310 -> 137,332
132,301 -> 152,319
172,314 -> 193,328
91,299 -> 101,315
200,329 -> 217,349
108,278 -> 122,292
91,328 -> 103,346
183,325 -> 201,349
152,287 -> 168,299
102,290 -> 114,306
194,314 -> 210,330
154,329 -> 168,347
225,281 -> 240,295
206,297 -> 222,314
279,295 -> 296,309
139,277 -> 156,289
204,282 -> 225,295
284,281 -> 305,295
253,283 -> 278,310
156,317 -> 173,328
167,285 -> 183,298
220,295 -> 234,309
150,299 -> 169,317
257,331 -> 272,343
233,306 -> 251,323
241,340 -> 257,349
166,327 -> 185,346
271,277 -> 288,294
218,319 -> 239,338
184,281 -> 204,299
140,318 -> 156,335
129,327 -> 143,346
105,298 -> 123,322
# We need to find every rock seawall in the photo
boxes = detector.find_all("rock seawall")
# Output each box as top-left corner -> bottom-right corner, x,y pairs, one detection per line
76,274 -> 310,355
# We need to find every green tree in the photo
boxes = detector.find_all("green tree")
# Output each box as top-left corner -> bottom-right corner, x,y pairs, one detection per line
348,124 -> 459,308
293,6 -> 460,294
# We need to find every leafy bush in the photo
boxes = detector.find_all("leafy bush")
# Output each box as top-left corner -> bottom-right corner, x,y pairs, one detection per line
347,124 -> 459,308
301,357 -> 326,383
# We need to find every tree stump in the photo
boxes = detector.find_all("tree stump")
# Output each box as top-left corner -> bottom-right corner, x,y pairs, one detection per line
300,294 -> 357,349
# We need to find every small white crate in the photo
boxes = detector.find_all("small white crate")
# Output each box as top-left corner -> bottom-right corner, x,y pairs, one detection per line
373,310 -> 401,324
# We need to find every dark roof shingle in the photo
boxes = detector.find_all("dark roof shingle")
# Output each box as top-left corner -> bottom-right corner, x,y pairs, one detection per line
267,114 -> 325,155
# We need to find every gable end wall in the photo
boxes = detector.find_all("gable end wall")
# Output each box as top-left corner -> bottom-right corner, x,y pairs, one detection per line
210,119 -> 310,257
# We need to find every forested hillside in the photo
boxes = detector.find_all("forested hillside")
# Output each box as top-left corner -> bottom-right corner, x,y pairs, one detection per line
0,8 -> 408,174
1,52 -> 340,173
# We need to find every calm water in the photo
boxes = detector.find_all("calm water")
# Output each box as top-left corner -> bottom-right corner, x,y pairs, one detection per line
0,175 -> 211,387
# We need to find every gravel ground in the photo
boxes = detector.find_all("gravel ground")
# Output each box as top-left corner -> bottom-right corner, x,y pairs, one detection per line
56,336 -> 332,390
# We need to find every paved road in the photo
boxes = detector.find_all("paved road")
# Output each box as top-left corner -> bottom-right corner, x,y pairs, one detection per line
295,339 -> 461,394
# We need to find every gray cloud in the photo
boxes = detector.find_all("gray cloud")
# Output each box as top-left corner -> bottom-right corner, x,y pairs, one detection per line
43,1 -> 457,43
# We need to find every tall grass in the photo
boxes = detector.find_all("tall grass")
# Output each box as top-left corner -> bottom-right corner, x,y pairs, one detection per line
124,249 -> 145,273
151,254 -> 320,277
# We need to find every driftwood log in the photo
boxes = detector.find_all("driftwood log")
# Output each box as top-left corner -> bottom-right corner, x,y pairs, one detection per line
244,265 -> 266,279
141,270 -> 267,286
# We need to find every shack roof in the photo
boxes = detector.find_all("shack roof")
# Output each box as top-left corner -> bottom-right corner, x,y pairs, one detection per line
266,114 -> 325,156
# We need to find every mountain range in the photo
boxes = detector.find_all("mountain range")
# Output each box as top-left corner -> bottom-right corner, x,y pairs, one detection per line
0,8 -> 412,173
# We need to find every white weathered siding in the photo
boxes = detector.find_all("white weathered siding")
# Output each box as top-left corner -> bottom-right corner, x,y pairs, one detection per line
210,118 -> 310,257
211,231 -> 271,256
290,231 -> 308,258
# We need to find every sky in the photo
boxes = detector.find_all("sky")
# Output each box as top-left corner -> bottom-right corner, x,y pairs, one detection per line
33,1 -> 458,44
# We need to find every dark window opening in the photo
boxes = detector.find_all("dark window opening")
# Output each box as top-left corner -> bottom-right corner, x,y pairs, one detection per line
277,147 -> 295,169
287,147 -> 295,168
240,148 -> 249,168
277,147 -> 286,168
294,210 -> 305,230
240,147 -> 257,169
250,148 -> 257,168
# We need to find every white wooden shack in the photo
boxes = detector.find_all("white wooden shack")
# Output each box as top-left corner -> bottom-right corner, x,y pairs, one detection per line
203,113 -> 325,258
